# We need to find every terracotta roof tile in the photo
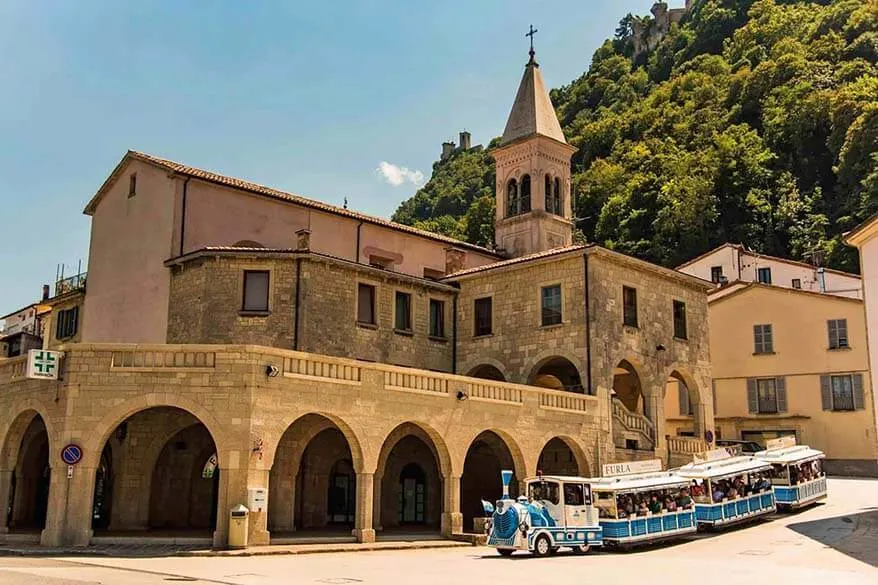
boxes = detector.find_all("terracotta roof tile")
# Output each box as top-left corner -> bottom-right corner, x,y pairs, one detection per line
442,244 -> 590,279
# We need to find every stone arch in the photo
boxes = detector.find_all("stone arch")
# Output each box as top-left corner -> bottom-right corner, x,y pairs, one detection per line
536,436 -> 591,477
375,422 -> 450,531
613,358 -> 646,414
459,429 -> 528,532
528,354 -> 585,394
466,364 -> 506,382
664,366 -> 711,440
268,413 -> 363,533
263,411 -> 366,474
4,413 -> 51,531
0,405 -> 56,472
86,404 -> 223,536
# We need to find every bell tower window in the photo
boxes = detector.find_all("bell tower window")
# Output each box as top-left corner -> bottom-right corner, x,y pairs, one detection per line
506,175 -> 532,217
553,177 -> 562,217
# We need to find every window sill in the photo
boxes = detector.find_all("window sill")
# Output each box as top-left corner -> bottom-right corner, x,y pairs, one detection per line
623,324 -> 639,331
393,328 -> 414,337
473,333 -> 494,340
674,336 -> 689,343
752,351 -> 776,356
830,408 -> 857,413
356,322 -> 378,330
539,322 -> 564,330
239,310 -> 270,317
428,335 -> 448,343
828,346 -> 852,352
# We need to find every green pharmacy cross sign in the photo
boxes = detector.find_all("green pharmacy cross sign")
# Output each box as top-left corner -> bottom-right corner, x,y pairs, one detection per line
27,350 -> 61,380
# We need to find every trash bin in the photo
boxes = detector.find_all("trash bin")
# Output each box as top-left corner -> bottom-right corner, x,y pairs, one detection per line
228,504 -> 249,549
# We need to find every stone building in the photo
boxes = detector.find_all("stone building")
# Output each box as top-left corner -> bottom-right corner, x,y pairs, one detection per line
0,48 -> 713,549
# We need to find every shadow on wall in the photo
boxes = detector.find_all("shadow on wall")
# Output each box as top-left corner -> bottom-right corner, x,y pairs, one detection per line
787,507 -> 878,568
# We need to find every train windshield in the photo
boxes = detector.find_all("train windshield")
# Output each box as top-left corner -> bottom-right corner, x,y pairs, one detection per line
528,480 -> 560,505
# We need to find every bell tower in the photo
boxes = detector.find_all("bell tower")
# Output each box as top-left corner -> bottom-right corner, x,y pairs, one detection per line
492,32 -> 576,258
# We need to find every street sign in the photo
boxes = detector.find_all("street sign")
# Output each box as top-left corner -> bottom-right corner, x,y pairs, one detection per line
26,349 -> 62,380
61,444 -> 83,466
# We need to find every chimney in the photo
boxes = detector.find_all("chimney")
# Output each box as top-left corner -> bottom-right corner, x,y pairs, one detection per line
459,131 -> 471,151
41,284 -> 50,302
296,228 -> 311,252
441,141 -> 455,161
445,248 -> 466,275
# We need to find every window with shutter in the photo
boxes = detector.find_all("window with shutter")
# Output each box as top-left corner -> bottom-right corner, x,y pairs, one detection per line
428,299 -> 445,338
357,283 -> 376,325
820,375 -> 832,410
746,379 -> 758,414
753,324 -> 773,353
828,319 -> 849,349
852,374 -> 865,410
775,377 -> 787,412
830,375 -> 855,411
756,378 -> 778,413
394,291 -> 412,332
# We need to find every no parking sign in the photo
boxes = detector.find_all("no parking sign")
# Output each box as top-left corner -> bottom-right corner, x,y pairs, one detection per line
61,444 -> 83,466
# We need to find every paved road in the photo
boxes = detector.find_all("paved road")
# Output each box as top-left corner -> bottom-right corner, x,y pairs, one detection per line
0,478 -> 875,585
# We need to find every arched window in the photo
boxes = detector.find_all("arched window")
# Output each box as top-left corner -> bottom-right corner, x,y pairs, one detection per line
545,174 -> 553,213
553,177 -> 562,217
506,179 -> 519,217
520,174 -> 532,214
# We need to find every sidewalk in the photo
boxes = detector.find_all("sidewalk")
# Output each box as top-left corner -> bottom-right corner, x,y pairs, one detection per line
0,538 -> 474,558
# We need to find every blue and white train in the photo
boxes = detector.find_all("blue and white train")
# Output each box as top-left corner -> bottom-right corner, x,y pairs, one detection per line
756,442 -> 827,510
484,470 -> 602,556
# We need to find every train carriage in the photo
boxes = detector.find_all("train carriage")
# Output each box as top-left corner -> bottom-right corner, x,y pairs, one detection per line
756,438 -> 827,510
590,459 -> 697,546
676,450 -> 776,529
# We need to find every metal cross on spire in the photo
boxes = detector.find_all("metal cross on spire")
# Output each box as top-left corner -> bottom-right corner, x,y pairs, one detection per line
526,25 -> 538,62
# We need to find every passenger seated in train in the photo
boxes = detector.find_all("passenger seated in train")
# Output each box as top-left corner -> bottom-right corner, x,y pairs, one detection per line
608,488 -> 695,519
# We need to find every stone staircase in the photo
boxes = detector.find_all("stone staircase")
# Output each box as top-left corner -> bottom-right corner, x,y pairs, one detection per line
611,398 -> 656,451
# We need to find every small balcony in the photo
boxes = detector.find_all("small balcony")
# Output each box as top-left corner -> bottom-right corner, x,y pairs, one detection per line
55,272 -> 87,296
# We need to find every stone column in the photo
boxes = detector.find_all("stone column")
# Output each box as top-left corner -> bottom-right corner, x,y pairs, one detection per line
42,463 -> 96,547
648,392 -> 667,458
0,469 -> 12,533
247,468 -> 271,546
372,474 -> 383,531
268,464 -> 297,533
440,475 -> 462,537
353,472 -> 375,543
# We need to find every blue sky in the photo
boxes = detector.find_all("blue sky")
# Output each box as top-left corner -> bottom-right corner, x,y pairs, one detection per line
0,0 -> 661,313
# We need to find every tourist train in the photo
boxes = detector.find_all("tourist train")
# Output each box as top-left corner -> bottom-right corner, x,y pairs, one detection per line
484,440 -> 827,556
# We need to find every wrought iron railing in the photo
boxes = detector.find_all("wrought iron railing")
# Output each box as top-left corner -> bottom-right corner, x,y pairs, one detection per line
55,272 -> 87,296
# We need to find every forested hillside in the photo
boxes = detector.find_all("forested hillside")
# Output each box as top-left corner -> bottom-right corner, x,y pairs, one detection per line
392,0 -> 877,272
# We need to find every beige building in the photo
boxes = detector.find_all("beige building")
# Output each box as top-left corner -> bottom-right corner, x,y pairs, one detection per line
664,279 -> 878,475
0,49 -> 714,549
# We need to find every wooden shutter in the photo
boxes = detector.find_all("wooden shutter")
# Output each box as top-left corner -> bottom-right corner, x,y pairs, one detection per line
712,379 -> 717,415
853,373 -> 865,410
70,306 -> 79,337
828,320 -> 837,348
820,375 -> 832,410
678,383 -> 690,416
746,379 -> 758,414
775,377 -> 787,412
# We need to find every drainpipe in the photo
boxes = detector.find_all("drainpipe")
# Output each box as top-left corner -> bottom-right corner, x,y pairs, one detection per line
294,257 -> 302,351
355,221 -> 364,263
452,291 -> 458,374
583,252 -> 593,395
179,177 -> 191,257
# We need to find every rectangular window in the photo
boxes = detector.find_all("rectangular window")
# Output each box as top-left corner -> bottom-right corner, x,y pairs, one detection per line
673,300 -> 687,340
55,306 -> 79,340
429,299 -> 445,338
792,278 -> 802,289
710,266 -> 723,283
828,319 -> 849,349
474,297 -> 492,337
753,324 -> 773,354
756,378 -> 778,414
394,291 -> 412,332
757,267 -> 772,284
541,285 -> 562,326
128,173 -> 137,198
622,286 -> 638,328
242,271 -> 269,312
357,283 -> 376,325
747,377 -> 787,414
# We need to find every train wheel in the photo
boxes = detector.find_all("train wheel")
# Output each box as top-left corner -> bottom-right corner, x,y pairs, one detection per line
497,548 -> 514,557
572,544 -> 590,554
532,534 -> 552,557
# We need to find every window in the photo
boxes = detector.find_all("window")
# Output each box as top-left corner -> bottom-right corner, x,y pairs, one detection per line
528,481 -> 560,505
429,299 -> 445,338
474,297 -> 492,336
757,267 -> 772,284
506,175 -> 532,217
55,306 -> 79,340
828,319 -> 848,349
673,300 -> 687,339
394,291 -> 412,332
792,278 -> 802,289
242,271 -> 269,312
747,377 -> 787,414
678,382 -> 694,416
753,324 -> 773,354
821,374 -> 864,412
544,174 -> 553,214
710,266 -> 723,283
128,173 -> 137,198
541,285 -> 562,326
554,177 -> 562,217
544,175 -> 562,216
563,483 -> 585,506
622,286 -> 638,327
357,283 -> 376,325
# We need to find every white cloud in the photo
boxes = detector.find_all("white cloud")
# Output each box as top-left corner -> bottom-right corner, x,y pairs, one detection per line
376,161 -> 425,187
